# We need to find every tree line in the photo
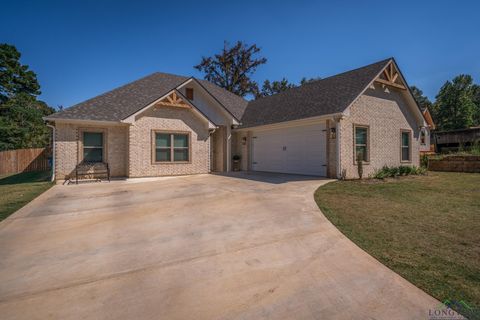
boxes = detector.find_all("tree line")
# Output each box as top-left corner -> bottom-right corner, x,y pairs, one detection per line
196,41 -> 480,131
411,78 -> 480,131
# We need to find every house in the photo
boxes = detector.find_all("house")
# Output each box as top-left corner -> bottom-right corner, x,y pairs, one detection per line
44,58 -> 429,181
434,127 -> 480,153
420,107 -> 436,154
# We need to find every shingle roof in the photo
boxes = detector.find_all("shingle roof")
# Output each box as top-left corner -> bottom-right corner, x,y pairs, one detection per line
239,58 -> 392,128
46,72 -> 248,122
47,58 -> 391,126
196,79 -> 248,120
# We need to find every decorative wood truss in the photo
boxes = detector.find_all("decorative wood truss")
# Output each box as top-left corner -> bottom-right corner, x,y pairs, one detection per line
374,62 -> 406,90
155,91 -> 191,108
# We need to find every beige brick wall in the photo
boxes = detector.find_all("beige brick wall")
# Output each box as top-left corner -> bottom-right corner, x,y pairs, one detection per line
326,119 -> 338,178
128,106 -> 210,177
339,84 -> 421,179
232,131 -> 250,171
55,123 -> 128,180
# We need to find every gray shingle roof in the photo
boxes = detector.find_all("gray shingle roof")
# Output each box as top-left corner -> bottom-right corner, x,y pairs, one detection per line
46,72 -> 248,122
196,79 -> 248,120
239,58 -> 392,128
47,58 -> 391,127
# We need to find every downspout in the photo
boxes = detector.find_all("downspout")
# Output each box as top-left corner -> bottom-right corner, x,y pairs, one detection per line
46,123 -> 55,182
208,127 -> 218,173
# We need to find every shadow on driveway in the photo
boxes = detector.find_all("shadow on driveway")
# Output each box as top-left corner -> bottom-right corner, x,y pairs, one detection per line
214,171 -> 329,184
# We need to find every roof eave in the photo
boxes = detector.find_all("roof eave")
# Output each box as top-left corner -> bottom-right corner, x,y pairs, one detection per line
43,117 -> 127,126
235,113 -> 344,131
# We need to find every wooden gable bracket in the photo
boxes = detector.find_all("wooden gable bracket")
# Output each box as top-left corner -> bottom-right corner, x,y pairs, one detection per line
374,62 -> 407,90
155,91 -> 190,108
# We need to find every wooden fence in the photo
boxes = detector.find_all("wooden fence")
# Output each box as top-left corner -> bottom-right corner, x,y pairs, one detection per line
0,148 -> 51,175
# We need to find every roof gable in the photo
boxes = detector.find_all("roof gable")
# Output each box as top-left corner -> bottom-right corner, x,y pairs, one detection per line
127,89 -> 217,129
240,58 -> 392,128
46,72 -> 248,123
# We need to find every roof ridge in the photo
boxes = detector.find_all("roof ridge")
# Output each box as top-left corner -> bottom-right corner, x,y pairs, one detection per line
250,58 -> 392,104
303,57 -> 392,85
196,78 -> 249,100
240,57 -> 394,128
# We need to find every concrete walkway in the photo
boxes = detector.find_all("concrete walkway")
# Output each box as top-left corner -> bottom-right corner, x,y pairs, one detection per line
0,172 -> 439,319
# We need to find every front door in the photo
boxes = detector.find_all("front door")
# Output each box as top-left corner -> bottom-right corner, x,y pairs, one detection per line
210,126 -> 226,172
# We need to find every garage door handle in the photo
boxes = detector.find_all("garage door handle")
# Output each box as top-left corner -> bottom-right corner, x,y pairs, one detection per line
282,146 -> 287,151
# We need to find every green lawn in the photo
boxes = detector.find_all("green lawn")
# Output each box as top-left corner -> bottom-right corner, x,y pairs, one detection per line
314,172 -> 480,317
0,171 -> 53,221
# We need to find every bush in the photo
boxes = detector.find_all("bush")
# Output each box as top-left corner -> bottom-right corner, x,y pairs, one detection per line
357,153 -> 364,179
420,154 -> 429,168
471,140 -> 480,155
371,165 -> 426,179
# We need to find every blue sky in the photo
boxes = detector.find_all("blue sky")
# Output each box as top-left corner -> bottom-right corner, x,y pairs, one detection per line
1,0 -> 479,107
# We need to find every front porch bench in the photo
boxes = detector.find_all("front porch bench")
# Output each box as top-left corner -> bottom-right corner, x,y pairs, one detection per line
75,162 -> 110,184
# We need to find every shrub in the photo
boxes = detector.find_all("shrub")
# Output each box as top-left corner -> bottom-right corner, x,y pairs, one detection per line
357,153 -> 364,179
399,165 -> 410,175
471,140 -> 480,155
371,165 -> 426,179
420,154 -> 429,168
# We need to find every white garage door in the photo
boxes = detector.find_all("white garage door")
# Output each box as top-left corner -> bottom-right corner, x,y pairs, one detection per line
252,122 -> 327,176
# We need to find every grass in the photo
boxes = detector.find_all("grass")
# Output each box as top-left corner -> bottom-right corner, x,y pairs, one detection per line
314,172 -> 480,317
0,171 -> 53,221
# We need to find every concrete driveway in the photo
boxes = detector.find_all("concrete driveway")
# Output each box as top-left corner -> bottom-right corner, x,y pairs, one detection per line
0,172 -> 439,319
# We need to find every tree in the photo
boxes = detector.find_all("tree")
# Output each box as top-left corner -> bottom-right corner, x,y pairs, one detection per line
410,85 -> 433,111
255,76 -> 325,99
0,94 -> 51,150
0,43 -> 41,103
473,85 -> 480,127
256,78 -> 296,98
0,44 -> 53,151
300,76 -> 321,85
194,41 -> 267,97
434,75 -> 477,130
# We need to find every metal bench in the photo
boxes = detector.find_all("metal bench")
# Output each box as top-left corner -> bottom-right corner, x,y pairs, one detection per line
75,162 -> 110,184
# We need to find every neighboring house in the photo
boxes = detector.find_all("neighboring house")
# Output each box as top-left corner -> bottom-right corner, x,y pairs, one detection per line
434,127 -> 480,153
420,107 -> 436,154
45,57 -> 429,181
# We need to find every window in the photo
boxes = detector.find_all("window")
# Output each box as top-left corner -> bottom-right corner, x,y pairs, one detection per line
420,128 -> 427,145
83,132 -> 104,162
185,88 -> 194,100
354,125 -> 369,162
401,130 -> 411,161
154,132 -> 190,162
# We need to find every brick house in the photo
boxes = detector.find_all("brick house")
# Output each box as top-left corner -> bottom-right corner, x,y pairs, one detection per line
45,58 -> 430,181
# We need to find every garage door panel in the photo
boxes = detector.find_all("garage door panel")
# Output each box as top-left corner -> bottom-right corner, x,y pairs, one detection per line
252,123 -> 327,176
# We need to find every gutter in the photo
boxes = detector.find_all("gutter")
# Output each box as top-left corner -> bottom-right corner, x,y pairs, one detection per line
46,123 -> 56,182
234,113 -> 344,132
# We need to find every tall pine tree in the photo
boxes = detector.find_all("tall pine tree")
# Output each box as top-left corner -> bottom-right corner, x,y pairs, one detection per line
0,44 -> 53,151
